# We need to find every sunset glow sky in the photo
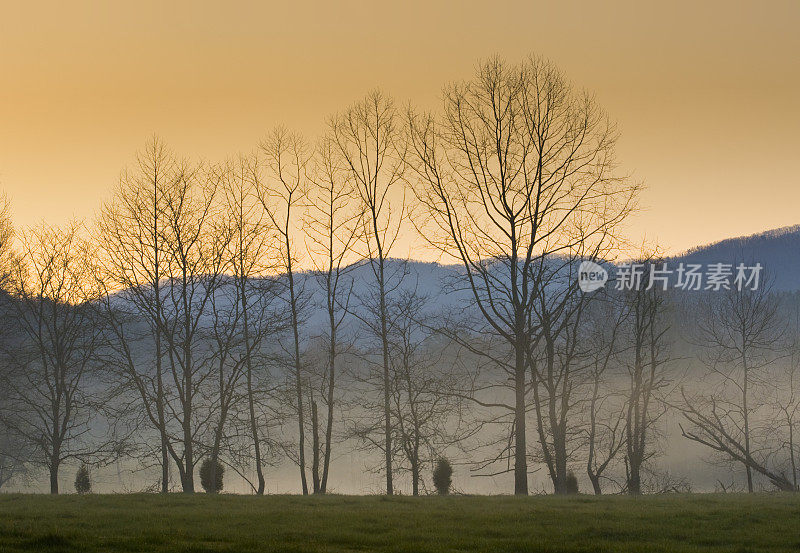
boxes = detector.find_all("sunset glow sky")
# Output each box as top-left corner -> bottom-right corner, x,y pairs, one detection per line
1,0 -> 798,258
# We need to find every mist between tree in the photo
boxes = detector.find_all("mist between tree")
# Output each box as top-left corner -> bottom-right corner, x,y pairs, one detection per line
1,54 -> 798,497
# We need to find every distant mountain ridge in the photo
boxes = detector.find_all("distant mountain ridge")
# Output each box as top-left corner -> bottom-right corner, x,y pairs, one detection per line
374,225 -> 800,299
107,224 -> 800,332
669,225 -> 800,291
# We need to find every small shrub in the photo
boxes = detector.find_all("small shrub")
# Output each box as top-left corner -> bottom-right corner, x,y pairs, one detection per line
74,465 -> 91,494
199,458 -> 224,494
432,458 -> 453,495
565,470 -> 579,494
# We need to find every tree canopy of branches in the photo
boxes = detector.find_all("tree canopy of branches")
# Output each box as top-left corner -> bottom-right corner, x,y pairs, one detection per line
680,281 -> 791,491
331,90 -> 408,495
621,263 -> 673,495
408,55 -> 637,494
1,223 -> 115,494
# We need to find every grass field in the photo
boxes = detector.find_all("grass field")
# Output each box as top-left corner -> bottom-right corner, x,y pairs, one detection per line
1,493 -> 799,552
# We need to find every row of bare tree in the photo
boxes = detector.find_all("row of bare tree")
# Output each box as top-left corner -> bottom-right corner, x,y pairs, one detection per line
1,55 -> 799,496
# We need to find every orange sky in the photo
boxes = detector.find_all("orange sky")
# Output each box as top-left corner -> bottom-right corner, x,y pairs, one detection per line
1,0 -> 798,258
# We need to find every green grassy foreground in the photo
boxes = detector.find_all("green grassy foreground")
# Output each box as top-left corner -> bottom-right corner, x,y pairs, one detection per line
1,493 -> 799,553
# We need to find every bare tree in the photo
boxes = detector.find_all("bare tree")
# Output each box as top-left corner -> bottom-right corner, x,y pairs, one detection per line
305,138 -> 360,493
1,223 -> 112,494
156,161 -> 230,493
768,338 -> 800,490
0,194 -> 28,489
584,291 -> 627,494
525,220 -> 622,496
0,193 -> 16,290
680,280 -> 789,491
622,262 -> 672,495
102,144 -> 276,494
387,289 -> 474,495
680,391 -> 795,491
98,137 -> 180,492
408,55 -> 637,494
101,155 -> 231,493
331,90 -> 408,495
527,257 -> 593,495
217,154 -> 283,494
258,127 -> 312,494
99,140 -> 230,493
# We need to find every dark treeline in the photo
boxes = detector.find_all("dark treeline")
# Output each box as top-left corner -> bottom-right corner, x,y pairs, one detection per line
1,55 -> 799,496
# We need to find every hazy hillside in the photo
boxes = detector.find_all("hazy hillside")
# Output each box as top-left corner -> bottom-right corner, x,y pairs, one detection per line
336,225 -> 800,311
6,225 -> 800,495
670,225 -> 800,291
109,225 -> 800,339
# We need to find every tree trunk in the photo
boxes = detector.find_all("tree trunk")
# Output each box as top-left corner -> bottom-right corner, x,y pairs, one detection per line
154,332 -> 169,494
241,281 -> 265,495
628,462 -> 641,495
209,417 -> 225,494
247,363 -> 265,495
589,472 -> 602,495
790,420 -> 797,491
156,363 -> 169,492
514,339 -> 529,495
287,266 -> 308,495
320,310 -> 336,494
155,328 -> 169,494
182,428 -> 195,493
154,168 -> 169,495
182,357 -> 195,494
49,461 -> 59,495
742,361 -> 754,493
311,400 -> 321,493
160,429 -> 169,493
377,257 -> 393,496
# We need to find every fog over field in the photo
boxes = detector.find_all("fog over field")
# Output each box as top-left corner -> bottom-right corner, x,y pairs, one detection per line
3,225 -> 799,496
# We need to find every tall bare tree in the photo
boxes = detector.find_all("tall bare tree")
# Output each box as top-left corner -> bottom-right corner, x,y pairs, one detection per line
98,137 -> 180,492
258,128 -> 312,494
1,223 -> 111,494
408,55 -> 637,494
331,90 -> 407,495
621,262 -> 672,495
0,194 -> 28,490
584,291 -> 628,494
217,154 -> 283,494
305,138 -> 360,493
162,164 -> 231,493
